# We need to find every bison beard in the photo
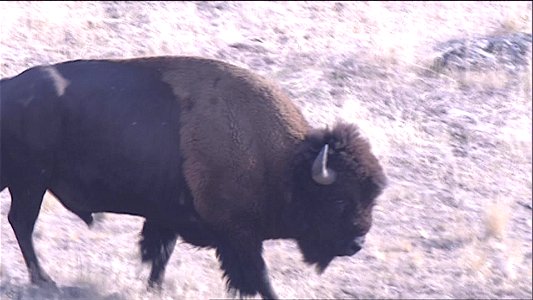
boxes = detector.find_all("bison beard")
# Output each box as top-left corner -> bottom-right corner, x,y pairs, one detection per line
1,57 -> 386,300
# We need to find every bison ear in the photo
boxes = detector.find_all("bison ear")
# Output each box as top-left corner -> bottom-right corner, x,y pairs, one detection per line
311,144 -> 337,185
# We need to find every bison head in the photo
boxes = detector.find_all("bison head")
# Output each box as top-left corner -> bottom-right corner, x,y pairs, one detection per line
288,122 -> 387,273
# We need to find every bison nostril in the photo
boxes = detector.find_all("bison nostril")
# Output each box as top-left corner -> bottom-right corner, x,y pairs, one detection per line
350,241 -> 362,253
337,237 -> 365,256
345,236 -> 365,255
354,236 -> 365,247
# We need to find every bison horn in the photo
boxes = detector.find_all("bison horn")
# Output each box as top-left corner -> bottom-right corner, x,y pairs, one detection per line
312,144 -> 337,185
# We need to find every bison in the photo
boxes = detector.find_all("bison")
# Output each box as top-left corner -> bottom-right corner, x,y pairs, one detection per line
0,56 -> 387,299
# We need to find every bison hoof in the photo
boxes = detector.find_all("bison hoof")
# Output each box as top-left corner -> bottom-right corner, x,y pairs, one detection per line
147,280 -> 164,293
32,276 -> 57,290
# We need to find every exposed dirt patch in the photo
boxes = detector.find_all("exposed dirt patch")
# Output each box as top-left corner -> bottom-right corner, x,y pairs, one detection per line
1,2 -> 531,299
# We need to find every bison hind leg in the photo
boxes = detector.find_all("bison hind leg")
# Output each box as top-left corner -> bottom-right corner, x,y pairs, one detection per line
139,220 -> 178,288
8,182 -> 56,287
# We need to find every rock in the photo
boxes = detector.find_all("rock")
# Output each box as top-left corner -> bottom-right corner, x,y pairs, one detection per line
432,32 -> 532,73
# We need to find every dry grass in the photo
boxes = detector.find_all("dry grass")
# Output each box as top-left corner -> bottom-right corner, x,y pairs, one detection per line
453,70 -> 510,90
485,200 -> 512,239
1,1 -> 532,299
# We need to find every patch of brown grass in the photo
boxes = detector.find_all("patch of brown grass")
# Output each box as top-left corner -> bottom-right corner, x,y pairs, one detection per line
484,201 -> 511,240
454,70 -> 511,90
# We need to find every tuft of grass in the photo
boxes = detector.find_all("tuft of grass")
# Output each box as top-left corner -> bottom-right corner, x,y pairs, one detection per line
40,191 -> 63,213
484,201 -> 511,239
495,5 -> 532,34
454,70 -> 510,90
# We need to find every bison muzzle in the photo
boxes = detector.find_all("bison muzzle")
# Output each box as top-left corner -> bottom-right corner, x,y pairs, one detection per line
0,56 -> 387,299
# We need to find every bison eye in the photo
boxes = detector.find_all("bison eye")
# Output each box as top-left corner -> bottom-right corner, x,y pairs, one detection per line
332,199 -> 348,212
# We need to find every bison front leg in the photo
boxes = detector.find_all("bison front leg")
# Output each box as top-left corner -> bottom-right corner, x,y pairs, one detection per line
139,220 -> 178,289
8,183 -> 56,287
215,232 -> 278,300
